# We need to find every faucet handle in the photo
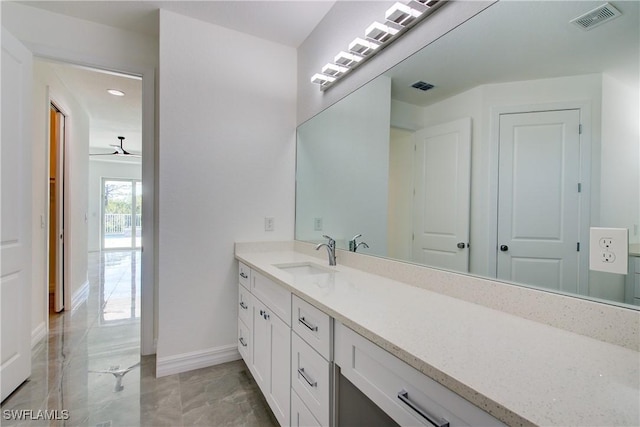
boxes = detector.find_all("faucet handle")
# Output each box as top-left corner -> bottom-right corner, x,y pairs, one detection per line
322,235 -> 336,246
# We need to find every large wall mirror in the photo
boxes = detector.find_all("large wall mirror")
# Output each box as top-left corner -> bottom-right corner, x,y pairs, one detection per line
296,1 -> 639,308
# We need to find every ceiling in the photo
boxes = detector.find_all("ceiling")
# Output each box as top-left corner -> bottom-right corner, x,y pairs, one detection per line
24,0 -> 336,162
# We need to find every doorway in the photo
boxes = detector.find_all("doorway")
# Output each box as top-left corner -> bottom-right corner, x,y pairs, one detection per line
49,103 -> 65,313
495,108 -> 587,293
102,179 -> 142,250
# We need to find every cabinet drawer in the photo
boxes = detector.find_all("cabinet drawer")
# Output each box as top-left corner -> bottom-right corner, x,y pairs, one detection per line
292,332 -> 331,426
238,318 -> 251,365
292,295 -> 332,360
252,270 -> 291,326
239,262 -> 251,288
291,389 -> 322,427
335,322 -> 505,427
238,284 -> 252,327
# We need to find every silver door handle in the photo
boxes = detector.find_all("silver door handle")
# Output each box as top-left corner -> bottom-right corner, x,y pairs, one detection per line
239,301 -> 248,310
297,368 -> 317,388
457,242 -> 466,249
239,337 -> 247,347
397,390 -> 449,427
298,317 -> 318,332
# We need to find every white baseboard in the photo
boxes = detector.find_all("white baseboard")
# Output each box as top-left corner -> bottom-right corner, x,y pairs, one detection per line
156,344 -> 241,377
31,321 -> 47,348
71,280 -> 90,312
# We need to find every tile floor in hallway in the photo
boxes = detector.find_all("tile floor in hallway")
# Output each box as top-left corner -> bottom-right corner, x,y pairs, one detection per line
1,251 -> 277,427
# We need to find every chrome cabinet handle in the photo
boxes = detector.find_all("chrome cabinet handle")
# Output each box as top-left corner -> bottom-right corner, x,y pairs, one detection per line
397,390 -> 449,427
239,337 -> 247,347
239,301 -> 248,310
298,316 -> 318,332
240,272 -> 248,279
297,368 -> 317,388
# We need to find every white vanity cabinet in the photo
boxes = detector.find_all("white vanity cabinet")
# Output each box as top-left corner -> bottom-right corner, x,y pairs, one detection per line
237,263 -> 291,427
335,322 -> 505,427
291,295 -> 333,427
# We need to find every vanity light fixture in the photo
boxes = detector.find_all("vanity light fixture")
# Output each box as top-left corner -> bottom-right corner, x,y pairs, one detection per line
348,37 -> 381,56
322,63 -> 350,77
310,0 -> 443,89
365,22 -> 400,43
107,89 -> 125,96
311,73 -> 336,86
385,2 -> 423,26
334,51 -> 363,67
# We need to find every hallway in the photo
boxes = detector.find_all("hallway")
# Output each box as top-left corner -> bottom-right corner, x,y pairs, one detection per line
1,251 -> 276,426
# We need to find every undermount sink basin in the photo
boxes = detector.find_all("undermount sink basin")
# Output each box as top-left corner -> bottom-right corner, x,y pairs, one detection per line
274,262 -> 334,276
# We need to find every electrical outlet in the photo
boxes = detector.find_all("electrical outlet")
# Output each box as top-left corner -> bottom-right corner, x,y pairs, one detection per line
589,227 -> 628,274
314,217 -> 323,231
264,217 -> 274,232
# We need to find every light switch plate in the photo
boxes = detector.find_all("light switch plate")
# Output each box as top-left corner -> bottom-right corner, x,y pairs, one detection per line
589,227 -> 628,274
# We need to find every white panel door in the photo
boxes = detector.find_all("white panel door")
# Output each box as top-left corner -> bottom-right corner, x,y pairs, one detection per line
412,118 -> 471,272
497,110 -> 581,292
1,28 -> 33,401
53,110 -> 65,313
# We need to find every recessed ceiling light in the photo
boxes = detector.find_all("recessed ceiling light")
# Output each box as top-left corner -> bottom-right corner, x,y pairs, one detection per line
107,89 -> 125,96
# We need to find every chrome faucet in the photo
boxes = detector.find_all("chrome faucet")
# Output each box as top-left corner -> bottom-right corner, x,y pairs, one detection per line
349,234 -> 369,252
316,235 -> 337,266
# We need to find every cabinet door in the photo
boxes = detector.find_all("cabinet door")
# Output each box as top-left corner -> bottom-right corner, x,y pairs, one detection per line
252,298 -> 270,393
252,297 -> 291,427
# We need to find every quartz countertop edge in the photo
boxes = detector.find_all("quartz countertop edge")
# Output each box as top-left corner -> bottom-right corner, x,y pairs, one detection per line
235,247 -> 640,427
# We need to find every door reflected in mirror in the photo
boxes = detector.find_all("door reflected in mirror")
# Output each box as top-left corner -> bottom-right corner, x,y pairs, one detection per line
295,1 -> 639,308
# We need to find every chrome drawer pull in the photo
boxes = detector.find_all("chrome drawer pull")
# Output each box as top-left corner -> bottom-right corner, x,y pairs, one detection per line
239,301 -> 248,310
297,368 -> 317,388
298,316 -> 318,332
239,337 -> 247,347
397,390 -> 449,427
240,272 -> 248,279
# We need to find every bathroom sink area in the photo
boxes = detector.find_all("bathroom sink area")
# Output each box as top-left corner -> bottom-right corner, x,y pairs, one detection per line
274,262 -> 334,276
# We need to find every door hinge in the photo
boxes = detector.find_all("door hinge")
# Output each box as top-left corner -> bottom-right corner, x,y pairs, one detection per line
578,183 -> 582,193
414,144 -> 417,151
412,233 -> 415,241
579,124 -> 583,134
577,242 -> 580,252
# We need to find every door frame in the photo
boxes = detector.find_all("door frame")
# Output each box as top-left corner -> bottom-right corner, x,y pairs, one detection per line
488,101 -> 592,295
32,48 -> 156,355
46,99 -> 72,313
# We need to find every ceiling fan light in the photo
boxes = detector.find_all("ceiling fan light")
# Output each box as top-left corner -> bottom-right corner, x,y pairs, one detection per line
107,89 -> 125,96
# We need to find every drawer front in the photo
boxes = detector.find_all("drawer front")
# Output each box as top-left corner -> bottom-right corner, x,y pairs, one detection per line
239,262 -> 251,288
238,318 -> 251,365
292,332 -> 331,426
291,389 -> 322,427
292,295 -> 332,360
252,270 -> 291,326
335,322 -> 505,427
238,284 -> 252,327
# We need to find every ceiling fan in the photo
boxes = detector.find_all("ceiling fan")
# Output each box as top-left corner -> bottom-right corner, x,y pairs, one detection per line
90,136 -> 141,158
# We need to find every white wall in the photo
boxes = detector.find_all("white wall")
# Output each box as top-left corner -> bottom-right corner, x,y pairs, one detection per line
88,160 -> 142,252
157,10 -> 296,373
296,76 -> 391,254
2,2 -> 158,349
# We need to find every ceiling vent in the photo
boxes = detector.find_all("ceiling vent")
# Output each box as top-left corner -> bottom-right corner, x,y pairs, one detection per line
411,81 -> 434,91
570,3 -> 621,31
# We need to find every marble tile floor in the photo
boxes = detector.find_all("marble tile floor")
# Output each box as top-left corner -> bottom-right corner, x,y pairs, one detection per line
1,250 -> 277,427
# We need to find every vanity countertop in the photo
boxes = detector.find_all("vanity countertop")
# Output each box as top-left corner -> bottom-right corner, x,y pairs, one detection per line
235,246 -> 640,427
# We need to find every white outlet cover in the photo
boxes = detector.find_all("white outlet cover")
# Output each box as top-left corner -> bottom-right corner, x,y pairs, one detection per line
589,227 -> 628,274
